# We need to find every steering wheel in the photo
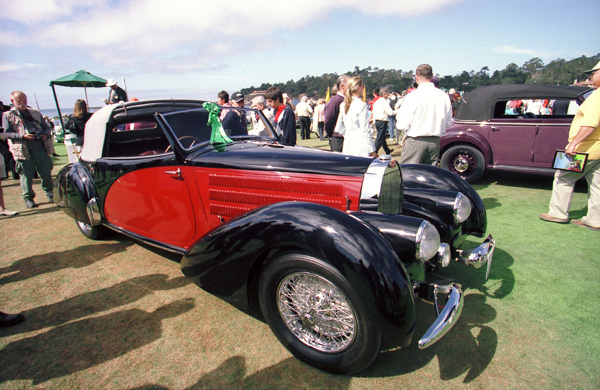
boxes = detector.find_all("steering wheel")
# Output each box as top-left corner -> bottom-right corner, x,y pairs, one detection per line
165,135 -> 203,153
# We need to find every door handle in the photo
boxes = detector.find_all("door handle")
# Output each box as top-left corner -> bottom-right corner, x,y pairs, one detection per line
491,126 -> 501,132
164,168 -> 182,178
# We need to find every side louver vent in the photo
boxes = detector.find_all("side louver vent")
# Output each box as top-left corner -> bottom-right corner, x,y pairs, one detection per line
208,174 -> 345,217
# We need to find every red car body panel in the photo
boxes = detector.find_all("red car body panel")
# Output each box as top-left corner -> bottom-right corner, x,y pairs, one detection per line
104,166 -> 363,250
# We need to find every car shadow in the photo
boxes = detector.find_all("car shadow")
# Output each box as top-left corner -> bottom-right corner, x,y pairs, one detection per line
0,299 -> 195,385
360,292 -> 497,383
0,242 -> 132,285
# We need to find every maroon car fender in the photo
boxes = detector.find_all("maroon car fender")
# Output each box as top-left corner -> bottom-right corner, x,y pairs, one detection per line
181,201 -> 417,347
440,124 -> 493,166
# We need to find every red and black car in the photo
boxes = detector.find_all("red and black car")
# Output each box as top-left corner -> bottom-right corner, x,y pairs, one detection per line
56,99 -> 494,374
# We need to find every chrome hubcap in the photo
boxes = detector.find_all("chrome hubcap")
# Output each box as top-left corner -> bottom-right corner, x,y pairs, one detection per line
453,155 -> 471,173
277,272 -> 356,353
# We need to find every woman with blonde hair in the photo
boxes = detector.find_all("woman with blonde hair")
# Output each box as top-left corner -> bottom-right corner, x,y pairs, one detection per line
66,99 -> 92,147
334,76 -> 376,157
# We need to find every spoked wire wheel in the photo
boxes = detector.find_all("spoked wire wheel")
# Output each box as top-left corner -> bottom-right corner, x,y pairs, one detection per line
277,272 -> 357,353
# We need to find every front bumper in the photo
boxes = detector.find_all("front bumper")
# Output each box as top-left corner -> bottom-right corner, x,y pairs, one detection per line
418,283 -> 464,349
458,234 -> 495,279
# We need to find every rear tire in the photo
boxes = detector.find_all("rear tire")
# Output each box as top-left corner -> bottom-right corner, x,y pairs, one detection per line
441,144 -> 485,183
76,220 -> 106,240
258,252 -> 381,374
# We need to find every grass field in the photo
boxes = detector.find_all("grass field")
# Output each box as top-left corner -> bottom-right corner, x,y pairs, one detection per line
0,138 -> 598,389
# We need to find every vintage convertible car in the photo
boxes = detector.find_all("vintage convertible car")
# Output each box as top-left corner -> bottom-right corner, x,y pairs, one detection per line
440,84 -> 591,183
56,99 -> 494,374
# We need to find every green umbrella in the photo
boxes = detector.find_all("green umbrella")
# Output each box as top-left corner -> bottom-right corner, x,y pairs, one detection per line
49,70 -> 108,135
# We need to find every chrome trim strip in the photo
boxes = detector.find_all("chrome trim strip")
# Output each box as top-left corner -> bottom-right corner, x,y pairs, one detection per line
418,283 -> 464,349
86,198 -> 102,226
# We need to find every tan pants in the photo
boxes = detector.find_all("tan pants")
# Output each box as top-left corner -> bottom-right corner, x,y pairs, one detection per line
548,159 -> 600,227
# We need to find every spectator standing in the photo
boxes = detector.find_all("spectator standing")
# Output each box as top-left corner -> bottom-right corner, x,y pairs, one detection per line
266,87 -> 296,146
283,93 -> 295,111
104,79 -> 128,104
217,90 -> 231,120
249,96 -> 274,136
295,96 -> 313,140
222,91 -> 247,137
396,64 -> 452,165
2,91 -> 55,208
0,132 -> 18,217
372,87 -> 395,155
324,75 -> 350,152
388,92 -> 399,141
539,61 -> 600,230
66,99 -> 93,148
335,77 -> 376,158
312,98 -> 325,141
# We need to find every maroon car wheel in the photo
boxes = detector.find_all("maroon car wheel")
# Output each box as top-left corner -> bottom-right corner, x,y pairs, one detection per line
441,145 -> 485,183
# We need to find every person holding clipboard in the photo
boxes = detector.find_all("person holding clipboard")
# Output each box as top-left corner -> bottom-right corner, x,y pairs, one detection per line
539,61 -> 600,231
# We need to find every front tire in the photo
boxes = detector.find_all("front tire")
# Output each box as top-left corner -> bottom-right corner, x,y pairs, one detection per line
441,144 -> 485,183
76,220 -> 106,240
258,252 -> 381,374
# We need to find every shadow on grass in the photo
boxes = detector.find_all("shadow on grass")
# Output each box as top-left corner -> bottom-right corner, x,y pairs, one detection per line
130,356 -> 352,390
0,242 -> 132,285
0,299 -> 195,385
474,171 -> 588,192
1,274 -> 191,337
360,293 -> 497,383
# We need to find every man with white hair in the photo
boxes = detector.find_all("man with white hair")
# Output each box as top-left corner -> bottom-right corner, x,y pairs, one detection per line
295,96 -> 313,140
250,96 -> 274,136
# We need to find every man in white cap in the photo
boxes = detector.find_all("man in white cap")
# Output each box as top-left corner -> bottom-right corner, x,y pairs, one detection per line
105,79 -> 128,104
540,60 -> 600,230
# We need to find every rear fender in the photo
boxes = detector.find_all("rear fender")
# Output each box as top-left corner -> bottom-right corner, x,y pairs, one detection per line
181,201 -> 417,347
56,163 -> 101,225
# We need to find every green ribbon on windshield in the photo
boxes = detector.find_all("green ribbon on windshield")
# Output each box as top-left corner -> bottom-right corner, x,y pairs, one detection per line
204,102 -> 232,148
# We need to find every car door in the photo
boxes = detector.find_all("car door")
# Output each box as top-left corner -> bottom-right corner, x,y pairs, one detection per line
487,118 -> 538,167
532,118 -> 572,167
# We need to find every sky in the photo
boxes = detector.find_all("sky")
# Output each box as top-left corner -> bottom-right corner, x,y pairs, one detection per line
1,0 -> 598,110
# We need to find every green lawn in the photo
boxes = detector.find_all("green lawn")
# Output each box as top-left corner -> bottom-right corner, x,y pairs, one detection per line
0,140 -> 598,389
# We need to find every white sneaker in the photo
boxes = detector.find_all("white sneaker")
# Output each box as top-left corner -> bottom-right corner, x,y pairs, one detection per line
0,209 -> 18,217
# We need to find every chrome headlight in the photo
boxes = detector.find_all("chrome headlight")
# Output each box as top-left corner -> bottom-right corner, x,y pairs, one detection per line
453,192 -> 472,223
416,221 -> 441,262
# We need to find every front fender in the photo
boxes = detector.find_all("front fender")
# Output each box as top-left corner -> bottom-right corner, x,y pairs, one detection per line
55,163 -> 101,225
441,125 -> 493,166
181,201 -> 416,347
401,164 -> 487,237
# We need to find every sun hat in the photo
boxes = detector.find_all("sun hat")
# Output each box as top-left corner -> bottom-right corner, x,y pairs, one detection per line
106,79 -> 117,87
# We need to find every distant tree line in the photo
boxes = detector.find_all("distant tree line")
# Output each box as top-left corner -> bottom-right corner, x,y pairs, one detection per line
241,54 -> 600,99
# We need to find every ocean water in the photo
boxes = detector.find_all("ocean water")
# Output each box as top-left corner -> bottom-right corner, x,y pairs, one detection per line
40,107 -> 102,119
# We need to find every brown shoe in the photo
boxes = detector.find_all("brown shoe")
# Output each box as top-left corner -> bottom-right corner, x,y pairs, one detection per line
539,213 -> 569,224
571,219 -> 600,231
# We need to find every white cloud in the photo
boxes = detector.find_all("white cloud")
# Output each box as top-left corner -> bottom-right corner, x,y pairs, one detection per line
0,62 -> 45,72
1,0 -> 462,72
493,45 -> 556,59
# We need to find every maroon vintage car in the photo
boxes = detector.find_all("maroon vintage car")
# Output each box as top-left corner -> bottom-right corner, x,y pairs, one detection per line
440,84 -> 591,183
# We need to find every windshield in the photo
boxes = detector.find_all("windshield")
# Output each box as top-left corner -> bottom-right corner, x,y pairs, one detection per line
159,107 -> 277,150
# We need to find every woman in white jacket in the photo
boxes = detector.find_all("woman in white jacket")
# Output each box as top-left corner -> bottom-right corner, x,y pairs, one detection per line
335,76 -> 376,157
